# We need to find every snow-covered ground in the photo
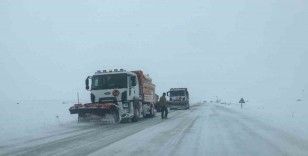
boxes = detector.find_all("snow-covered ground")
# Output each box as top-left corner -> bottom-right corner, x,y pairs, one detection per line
0,100 -> 78,143
224,98 -> 308,140
89,102 -> 308,156
1,100 -> 308,156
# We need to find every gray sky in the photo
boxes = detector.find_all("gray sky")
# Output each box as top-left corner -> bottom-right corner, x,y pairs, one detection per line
1,0 -> 307,103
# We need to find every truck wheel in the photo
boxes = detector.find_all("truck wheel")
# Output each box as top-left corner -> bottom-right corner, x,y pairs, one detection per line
132,100 -> 140,122
150,107 -> 155,117
132,115 -> 138,122
112,111 -> 120,123
132,108 -> 138,122
78,113 -> 86,122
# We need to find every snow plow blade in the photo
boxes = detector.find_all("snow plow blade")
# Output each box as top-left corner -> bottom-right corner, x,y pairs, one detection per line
169,102 -> 189,110
69,103 -> 118,115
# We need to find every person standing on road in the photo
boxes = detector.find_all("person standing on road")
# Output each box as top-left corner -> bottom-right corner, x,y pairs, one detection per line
159,93 -> 168,119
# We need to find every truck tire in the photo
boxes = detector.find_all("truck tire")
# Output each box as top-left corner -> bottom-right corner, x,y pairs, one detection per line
185,102 -> 190,110
132,101 -> 139,122
78,113 -> 86,122
150,106 -> 155,117
132,115 -> 138,122
112,111 -> 120,123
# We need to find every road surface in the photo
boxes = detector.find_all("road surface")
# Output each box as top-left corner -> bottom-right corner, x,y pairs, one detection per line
1,103 -> 308,156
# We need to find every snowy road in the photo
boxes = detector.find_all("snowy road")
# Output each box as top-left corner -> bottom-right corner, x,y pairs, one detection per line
1,103 -> 308,156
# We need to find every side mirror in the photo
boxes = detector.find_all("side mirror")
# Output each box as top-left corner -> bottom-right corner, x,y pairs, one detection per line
85,76 -> 90,90
131,76 -> 137,86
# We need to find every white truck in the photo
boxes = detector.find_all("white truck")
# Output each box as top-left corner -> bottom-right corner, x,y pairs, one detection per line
69,69 -> 157,123
167,88 -> 190,110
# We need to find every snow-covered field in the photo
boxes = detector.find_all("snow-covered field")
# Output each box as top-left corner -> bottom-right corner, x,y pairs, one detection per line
0,100 -> 78,143
224,98 -> 308,140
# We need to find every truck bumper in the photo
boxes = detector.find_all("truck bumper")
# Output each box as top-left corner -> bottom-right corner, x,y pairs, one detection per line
169,101 -> 189,110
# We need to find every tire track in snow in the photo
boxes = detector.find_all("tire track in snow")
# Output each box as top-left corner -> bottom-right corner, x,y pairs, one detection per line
1,108 -> 188,156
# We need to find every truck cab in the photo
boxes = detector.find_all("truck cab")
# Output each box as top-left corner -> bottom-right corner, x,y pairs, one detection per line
87,69 -> 140,104
167,88 -> 190,110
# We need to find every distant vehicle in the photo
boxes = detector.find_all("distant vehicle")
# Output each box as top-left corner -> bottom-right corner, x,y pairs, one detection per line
69,69 -> 157,123
167,88 -> 190,110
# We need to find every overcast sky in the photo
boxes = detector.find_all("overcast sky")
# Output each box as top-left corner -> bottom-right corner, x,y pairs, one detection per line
1,0 -> 307,103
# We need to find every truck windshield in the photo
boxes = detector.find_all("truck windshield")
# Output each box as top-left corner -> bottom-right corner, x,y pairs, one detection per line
91,74 -> 127,90
170,90 -> 185,96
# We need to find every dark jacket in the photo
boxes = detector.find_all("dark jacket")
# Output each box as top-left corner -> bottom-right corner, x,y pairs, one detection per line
159,96 -> 167,107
